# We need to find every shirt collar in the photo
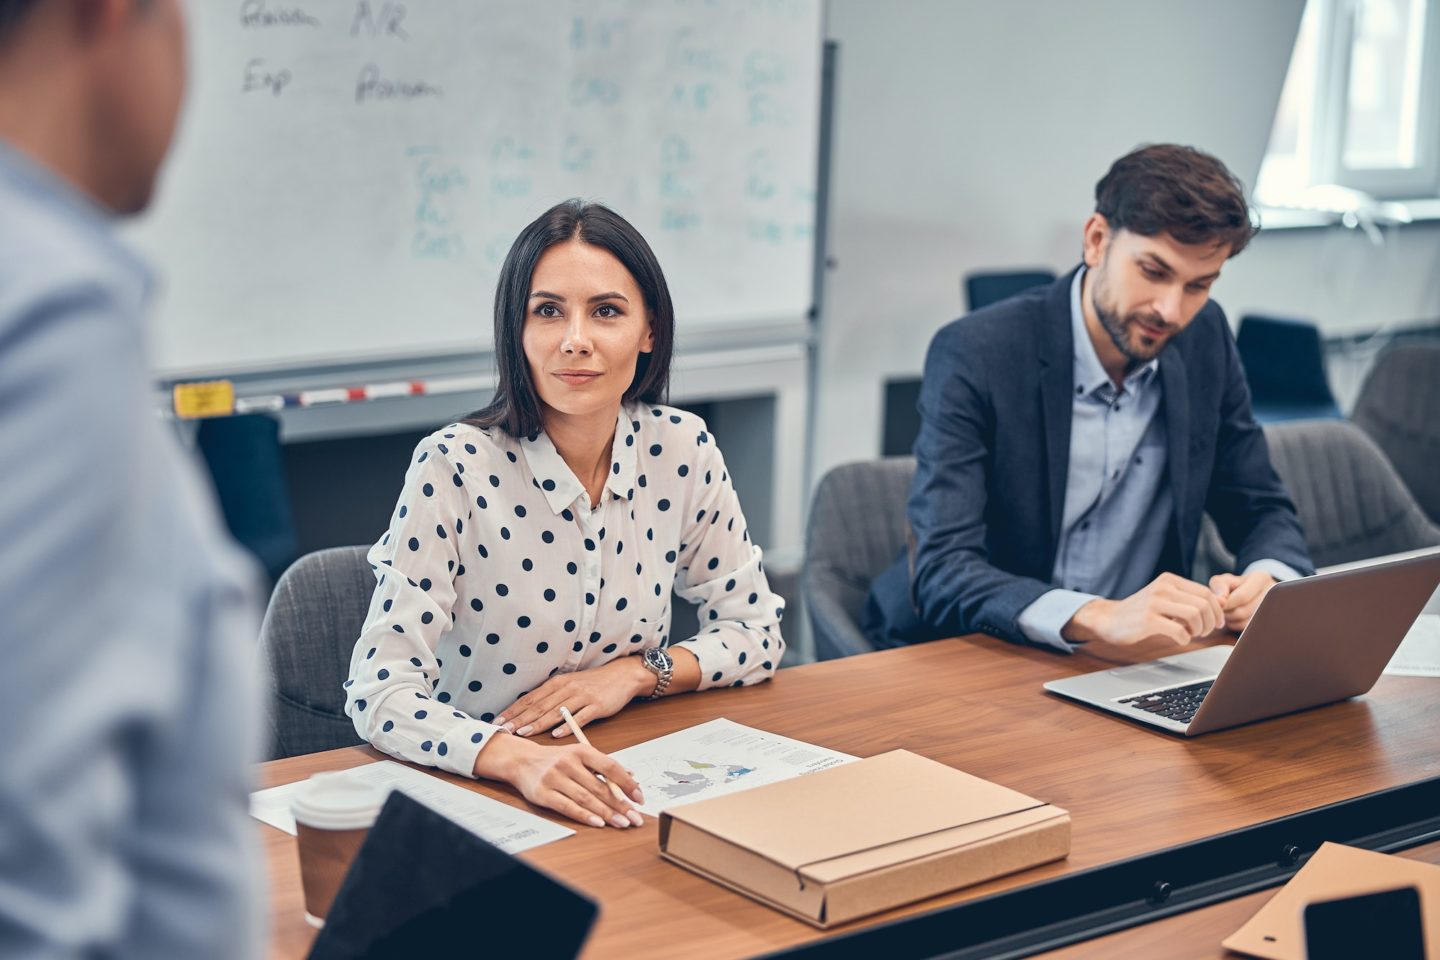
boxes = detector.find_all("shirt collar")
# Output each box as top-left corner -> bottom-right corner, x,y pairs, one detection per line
521,406 -> 639,515
1069,265 -> 1159,399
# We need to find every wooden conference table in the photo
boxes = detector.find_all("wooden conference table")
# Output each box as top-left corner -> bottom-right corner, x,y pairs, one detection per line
259,634 -> 1440,959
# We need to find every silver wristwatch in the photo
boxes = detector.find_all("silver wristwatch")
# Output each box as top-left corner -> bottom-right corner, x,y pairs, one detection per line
640,647 -> 674,700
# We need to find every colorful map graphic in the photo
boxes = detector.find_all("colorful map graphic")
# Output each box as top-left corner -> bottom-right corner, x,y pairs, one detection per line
653,759 -> 757,801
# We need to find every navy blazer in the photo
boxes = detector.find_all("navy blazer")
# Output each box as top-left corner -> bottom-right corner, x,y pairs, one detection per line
864,267 -> 1314,648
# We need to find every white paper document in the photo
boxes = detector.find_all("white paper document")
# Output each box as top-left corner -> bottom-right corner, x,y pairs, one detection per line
609,718 -> 857,816
1384,614 -> 1440,677
249,760 -> 573,854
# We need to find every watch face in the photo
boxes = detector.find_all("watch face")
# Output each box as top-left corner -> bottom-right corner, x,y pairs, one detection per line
644,647 -> 672,670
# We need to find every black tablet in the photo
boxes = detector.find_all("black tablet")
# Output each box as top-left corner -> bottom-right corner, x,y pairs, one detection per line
308,790 -> 598,959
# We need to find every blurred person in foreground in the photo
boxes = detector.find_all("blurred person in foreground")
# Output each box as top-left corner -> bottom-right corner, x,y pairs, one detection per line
0,1 -> 262,956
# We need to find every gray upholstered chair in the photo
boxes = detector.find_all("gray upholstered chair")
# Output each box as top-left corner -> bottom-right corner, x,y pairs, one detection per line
803,457 -> 916,660
259,545 -> 374,759
1351,343 -> 1440,524
1200,420 -> 1440,574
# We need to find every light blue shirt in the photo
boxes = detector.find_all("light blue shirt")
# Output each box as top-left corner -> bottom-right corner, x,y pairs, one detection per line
1018,268 -> 1298,652
0,143 -> 263,958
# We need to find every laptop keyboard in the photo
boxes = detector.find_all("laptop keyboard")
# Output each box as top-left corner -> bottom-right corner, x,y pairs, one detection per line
1117,679 -> 1214,725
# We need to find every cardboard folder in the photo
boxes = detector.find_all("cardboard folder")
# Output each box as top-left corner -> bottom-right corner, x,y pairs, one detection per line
1224,842 -> 1440,959
657,749 -> 1070,927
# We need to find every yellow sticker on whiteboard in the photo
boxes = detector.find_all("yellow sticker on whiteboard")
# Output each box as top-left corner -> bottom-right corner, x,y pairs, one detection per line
172,380 -> 235,419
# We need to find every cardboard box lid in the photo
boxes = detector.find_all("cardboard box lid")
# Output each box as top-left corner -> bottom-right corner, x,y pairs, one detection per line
662,750 -> 1064,881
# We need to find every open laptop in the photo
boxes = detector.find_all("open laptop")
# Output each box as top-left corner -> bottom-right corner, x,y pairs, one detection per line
1043,552 -> 1440,736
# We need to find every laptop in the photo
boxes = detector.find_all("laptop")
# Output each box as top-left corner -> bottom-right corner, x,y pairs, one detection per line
1043,552 -> 1440,736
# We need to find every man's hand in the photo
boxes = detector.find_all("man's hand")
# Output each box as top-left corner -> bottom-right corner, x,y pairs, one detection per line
1063,572 -> 1226,647
1208,570 -> 1278,633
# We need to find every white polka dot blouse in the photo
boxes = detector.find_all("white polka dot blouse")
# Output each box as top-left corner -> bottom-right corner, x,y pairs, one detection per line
343,402 -> 786,777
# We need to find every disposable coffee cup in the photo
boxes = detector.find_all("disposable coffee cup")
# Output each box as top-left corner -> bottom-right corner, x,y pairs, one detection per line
291,772 -> 388,928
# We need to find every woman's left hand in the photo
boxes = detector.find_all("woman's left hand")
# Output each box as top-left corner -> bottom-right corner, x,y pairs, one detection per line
494,656 -> 654,738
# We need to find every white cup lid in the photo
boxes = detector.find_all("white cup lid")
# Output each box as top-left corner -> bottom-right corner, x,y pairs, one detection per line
291,771 -> 388,831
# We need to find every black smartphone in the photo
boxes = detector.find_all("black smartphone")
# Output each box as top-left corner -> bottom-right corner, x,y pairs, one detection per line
1303,885 -> 1425,960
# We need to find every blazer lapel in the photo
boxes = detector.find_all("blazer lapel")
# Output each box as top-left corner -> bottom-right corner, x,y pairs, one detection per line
1160,347 -> 1190,558
1038,270 -> 1078,553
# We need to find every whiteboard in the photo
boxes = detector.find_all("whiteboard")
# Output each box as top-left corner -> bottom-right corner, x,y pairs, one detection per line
128,0 -> 822,377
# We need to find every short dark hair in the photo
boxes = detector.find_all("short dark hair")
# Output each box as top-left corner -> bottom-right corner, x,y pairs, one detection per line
1095,144 -> 1258,257
0,0 -> 41,36
463,199 -> 674,438
0,0 -> 155,41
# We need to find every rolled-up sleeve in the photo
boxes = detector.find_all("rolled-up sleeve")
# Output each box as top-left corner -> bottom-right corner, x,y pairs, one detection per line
671,433 -> 785,688
344,439 -> 499,777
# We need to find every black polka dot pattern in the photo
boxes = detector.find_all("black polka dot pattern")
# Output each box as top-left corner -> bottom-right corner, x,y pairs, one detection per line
344,404 -> 784,777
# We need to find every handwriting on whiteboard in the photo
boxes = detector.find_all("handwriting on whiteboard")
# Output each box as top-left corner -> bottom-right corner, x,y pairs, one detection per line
128,0 -> 824,374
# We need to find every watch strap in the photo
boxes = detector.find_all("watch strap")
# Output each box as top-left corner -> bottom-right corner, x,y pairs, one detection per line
642,648 -> 673,700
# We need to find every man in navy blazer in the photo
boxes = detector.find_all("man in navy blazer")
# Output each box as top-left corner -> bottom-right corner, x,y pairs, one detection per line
864,145 -> 1313,653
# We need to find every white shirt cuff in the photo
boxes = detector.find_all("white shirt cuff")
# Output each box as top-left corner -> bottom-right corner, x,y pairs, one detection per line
1243,558 -> 1304,582
1016,589 -> 1098,653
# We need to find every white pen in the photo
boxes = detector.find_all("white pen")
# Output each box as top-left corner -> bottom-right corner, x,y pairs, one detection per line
558,706 -> 643,820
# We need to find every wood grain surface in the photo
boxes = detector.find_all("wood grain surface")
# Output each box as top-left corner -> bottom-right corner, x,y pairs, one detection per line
258,635 -> 1440,959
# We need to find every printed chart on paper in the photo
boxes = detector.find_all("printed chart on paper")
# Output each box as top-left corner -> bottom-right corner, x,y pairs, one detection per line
610,718 -> 857,816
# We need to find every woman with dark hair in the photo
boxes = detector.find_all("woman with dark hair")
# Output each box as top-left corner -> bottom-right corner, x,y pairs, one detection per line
344,200 -> 786,829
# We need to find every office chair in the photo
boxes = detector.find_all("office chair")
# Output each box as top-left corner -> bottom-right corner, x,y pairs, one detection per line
964,269 -> 1057,312
1351,343 -> 1440,524
1234,314 -> 1342,423
259,545 -> 372,759
196,412 -> 301,584
881,378 -> 924,457
1198,420 -> 1440,576
873,270 -> 1059,460
803,457 -> 916,660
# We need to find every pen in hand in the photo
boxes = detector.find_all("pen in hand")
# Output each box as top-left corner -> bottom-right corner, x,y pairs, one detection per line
559,706 -> 644,822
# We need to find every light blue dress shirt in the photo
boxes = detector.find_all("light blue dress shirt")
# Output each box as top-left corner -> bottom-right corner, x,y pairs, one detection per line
0,143 -> 263,958
1018,269 -> 1299,652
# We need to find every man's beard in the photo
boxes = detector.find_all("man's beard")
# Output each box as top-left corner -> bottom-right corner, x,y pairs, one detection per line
1092,280 -> 1173,366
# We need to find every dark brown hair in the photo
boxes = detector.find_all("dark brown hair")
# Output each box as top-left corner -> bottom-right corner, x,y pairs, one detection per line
0,0 -> 40,35
0,0 -> 156,41
1095,144 -> 1258,257
463,199 -> 673,438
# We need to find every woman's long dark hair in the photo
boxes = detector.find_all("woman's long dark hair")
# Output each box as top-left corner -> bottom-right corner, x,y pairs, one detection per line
463,199 -> 674,438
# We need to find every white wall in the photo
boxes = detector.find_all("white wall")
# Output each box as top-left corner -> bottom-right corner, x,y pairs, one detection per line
1225,221 -> 1440,408
1220,220 -> 1440,338
814,0 -> 1440,483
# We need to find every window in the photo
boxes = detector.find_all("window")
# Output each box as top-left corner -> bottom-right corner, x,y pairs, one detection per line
1257,0 -> 1440,209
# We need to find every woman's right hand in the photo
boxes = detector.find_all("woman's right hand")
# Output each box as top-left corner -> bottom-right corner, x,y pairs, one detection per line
474,732 -> 645,829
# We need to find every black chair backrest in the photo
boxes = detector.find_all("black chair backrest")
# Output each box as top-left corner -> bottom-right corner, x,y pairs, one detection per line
196,413 -> 299,584
964,269 -> 1056,312
1235,314 -> 1340,422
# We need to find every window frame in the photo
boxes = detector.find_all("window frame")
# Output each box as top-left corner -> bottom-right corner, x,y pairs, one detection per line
1307,0 -> 1440,200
